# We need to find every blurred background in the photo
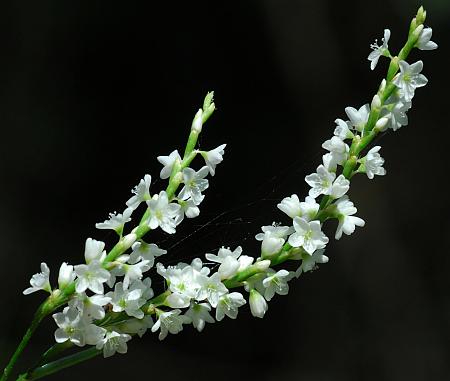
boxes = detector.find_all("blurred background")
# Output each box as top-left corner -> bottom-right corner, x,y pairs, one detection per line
1,0 -> 449,380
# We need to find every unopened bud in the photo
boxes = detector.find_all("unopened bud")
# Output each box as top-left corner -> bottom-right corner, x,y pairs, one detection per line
191,109 -> 203,133
416,6 -> 426,25
123,233 -> 137,250
378,79 -> 387,94
412,24 -> 424,40
249,289 -> 268,318
371,94 -> 381,110
254,259 -> 271,271
375,117 -> 389,131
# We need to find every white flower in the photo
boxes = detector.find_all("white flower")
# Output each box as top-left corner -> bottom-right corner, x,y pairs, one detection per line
157,263 -> 201,308
295,249 -> 329,276
146,191 -> 181,234
175,198 -> 201,224
260,232 -> 284,258
322,136 -> 349,170
384,97 -> 411,131
129,277 -> 154,301
215,292 -> 246,321
69,292 -> 111,320
237,255 -> 255,272
178,166 -> 209,205
415,27 -> 438,50
58,262 -> 75,289
364,146 -> 386,179
288,217 -> 329,255
116,260 -> 151,290
334,118 -> 354,140
262,269 -> 292,301
107,282 -> 145,319
157,150 -> 181,180
53,307 -> 85,346
200,144 -> 226,176
196,272 -> 228,307
126,174 -> 151,210
96,331 -> 131,358
334,196 -> 365,240
345,104 -> 370,132
151,309 -> 191,340
393,60 -> 428,102
23,262 -> 51,295
205,246 -> 243,280
129,241 -> 167,269
277,194 -> 301,218
83,238 -> 106,264
249,289 -> 268,318
368,29 -> 391,70
185,302 -> 215,332
305,165 -> 349,199
299,196 -> 320,221
75,261 -> 110,295
95,208 -> 133,233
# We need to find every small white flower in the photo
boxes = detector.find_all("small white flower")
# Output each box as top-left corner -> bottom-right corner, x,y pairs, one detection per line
129,241 -> 167,269
200,144 -> 226,176
386,99 -> 411,131
116,260 -> 151,290
185,302 -> 215,332
69,292 -> 111,320
23,262 -> 51,295
393,60 -> 428,102
415,27 -> 438,51
191,109 -> 203,133
299,196 -> 320,221
151,309 -> 191,340
157,150 -> 181,180
205,246 -> 243,280
322,136 -> 349,170
175,198 -> 201,224
58,262 -> 75,289
107,282 -> 145,319
364,146 -> 386,179
178,166 -> 209,205
334,196 -> 365,240
249,289 -> 268,318
53,307 -> 84,346
295,249 -> 329,276
146,191 -> 181,234
288,217 -> 329,255
305,165 -> 349,199
75,260 -> 110,295
215,292 -> 246,321
129,277 -> 154,301
96,330 -> 131,358
260,232 -> 285,258
83,238 -> 106,264
345,104 -> 370,132
334,119 -> 354,140
196,272 -> 228,307
262,269 -> 292,301
277,194 -> 301,218
368,29 -> 391,70
95,208 -> 133,233
126,174 -> 151,210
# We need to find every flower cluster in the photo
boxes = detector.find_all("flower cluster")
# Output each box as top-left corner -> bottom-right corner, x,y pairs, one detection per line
19,8 -> 437,372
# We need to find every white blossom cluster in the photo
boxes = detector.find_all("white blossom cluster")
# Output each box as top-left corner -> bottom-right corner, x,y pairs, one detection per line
21,17 -> 437,364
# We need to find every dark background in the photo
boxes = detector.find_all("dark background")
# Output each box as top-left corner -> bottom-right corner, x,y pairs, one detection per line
1,1 -> 449,380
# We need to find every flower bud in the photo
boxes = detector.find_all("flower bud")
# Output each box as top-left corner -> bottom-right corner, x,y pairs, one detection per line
371,94 -> 381,110
416,6 -> 426,25
254,259 -> 271,271
375,117 -> 389,131
249,289 -> 268,318
412,24 -> 424,40
123,233 -> 137,250
191,109 -> 203,133
261,235 -> 284,258
58,262 -> 75,289
218,256 -> 240,279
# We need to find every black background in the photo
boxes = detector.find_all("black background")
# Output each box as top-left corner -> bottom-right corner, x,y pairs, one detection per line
1,1 -> 450,380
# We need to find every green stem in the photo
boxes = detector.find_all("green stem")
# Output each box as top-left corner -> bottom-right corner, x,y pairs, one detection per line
22,348 -> 101,381
1,305 -> 46,381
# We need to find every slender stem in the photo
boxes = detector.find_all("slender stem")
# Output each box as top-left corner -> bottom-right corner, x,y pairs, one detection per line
1,306 -> 46,381
23,348 -> 101,381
